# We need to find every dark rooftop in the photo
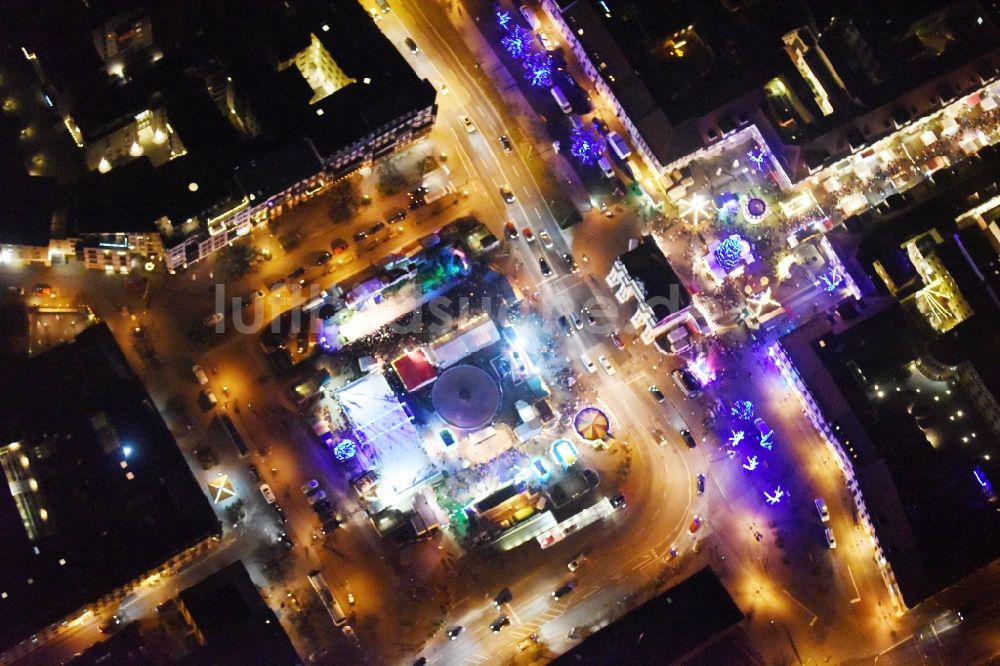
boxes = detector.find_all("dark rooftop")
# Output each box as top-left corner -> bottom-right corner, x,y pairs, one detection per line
176,560 -> 301,665
618,235 -> 692,323
0,112 -> 57,247
0,323 -> 219,651
553,567 -> 743,665
779,300 -> 1000,606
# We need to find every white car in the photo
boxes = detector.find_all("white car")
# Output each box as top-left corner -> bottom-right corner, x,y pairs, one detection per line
824,527 -> 837,549
569,312 -> 583,330
598,355 -> 616,375
460,115 -> 476,133
538,30 -> 555,51
259,484 -> 276,504
815,498 -> 830,522
192,364 -> 209,385
580,353 -> 597,374
539,231 -> 553,248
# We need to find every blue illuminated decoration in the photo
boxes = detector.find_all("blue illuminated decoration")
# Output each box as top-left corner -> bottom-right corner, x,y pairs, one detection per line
731,399 -> 755,421
759,429 -> 774,450
746,147 -> 768,171
729,430 -> 745,447
568,126 -> 605,165
743,455 -> 759,471
501,25 -> 532,58
333,439 -> 357,461
819,266 -> 845,292
764,485 -> 785,505
714,234 -> 745,273
522,50 -> 553,87
495,6 -> 512,30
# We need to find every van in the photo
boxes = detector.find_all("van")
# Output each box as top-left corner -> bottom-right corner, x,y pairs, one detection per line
597,156 -> 614,178
550,86 -> 572,114
606,131 -> 631,160
520,6 -> 542,31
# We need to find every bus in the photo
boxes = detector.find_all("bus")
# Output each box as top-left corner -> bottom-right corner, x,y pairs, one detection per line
219,414 -> 250,459
307,570 -> 348,626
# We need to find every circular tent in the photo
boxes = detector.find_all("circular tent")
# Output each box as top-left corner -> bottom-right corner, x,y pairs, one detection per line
574,406 -> 610,441
431,365 -> 501,430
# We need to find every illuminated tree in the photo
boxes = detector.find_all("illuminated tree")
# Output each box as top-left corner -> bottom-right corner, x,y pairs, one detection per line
495,5 -> 512,30
521,49 -> 553,87
502,25 -> 532,59
714,235 -> 745,273
333,439 -> 356,461
731,399 -> 755,421
568,126 -> 605,164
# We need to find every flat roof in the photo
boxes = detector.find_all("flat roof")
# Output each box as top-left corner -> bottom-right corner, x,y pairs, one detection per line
0,114 -> 56,247
554,567 -> 743,665
0,323 -> 219,651
778,301 -> 1000,606
176,560 -> 300,665
391,348 -> 438,392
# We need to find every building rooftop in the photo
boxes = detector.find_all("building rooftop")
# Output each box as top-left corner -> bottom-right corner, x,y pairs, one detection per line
778,301 -> 1000,606
176,560 -> 300,665
553,567 -> 743,665
0,0 -> 434,242
0,113 -> 57,247
0,323 -> 220,651
617,235 -> 692,322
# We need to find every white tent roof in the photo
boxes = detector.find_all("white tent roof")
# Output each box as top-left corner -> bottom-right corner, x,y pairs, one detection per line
428,318 -> 501,368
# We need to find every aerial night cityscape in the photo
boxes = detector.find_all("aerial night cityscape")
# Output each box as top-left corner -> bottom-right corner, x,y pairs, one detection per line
2,1 -> 1000,665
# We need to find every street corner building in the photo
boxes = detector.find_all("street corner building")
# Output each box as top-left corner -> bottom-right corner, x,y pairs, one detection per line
0,322 -> 220,659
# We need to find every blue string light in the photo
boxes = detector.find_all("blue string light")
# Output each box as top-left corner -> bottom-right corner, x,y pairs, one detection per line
731,399 -> 755,421
568,126 -> 605,164
495,6 -> 512,30
333,439 -> 356,462
820,266 -> 844,292
764,485 -> 785,505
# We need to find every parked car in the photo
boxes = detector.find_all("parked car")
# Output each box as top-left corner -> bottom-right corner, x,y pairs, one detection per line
580,353 -> 597,374
567,554 -> 585,571
569,311 -> 583,330
815,498 -> 830,522
680,429 -> 697,449
598,355 -> 615,375
353,230 -> 368,242
301,479 -> 320,494
246,464 -> 261,482
260,484 -> 276,504
461,115 -> 476,133
557,315 -> 574,336
404,37 -> 419,53
192,365 -> 209,385
500,185 -> 516,203
388,209 -> 407,222
562,252 -> 579,272
447,626 -> 464,640
523,227 -> 536,243
649,385 -> 665,402
671,368 -> 702,398
610,331 -> 624,349
504,221 -> 518,238
539,257 -> 552,276
288,266 -> 306,280
825,527 -> 837,549
331,238 -> 348,254
307,490 -> 328,505
610,492 -> 627,508
370,221 -> 386,234
539,230 -> 553,248
696,473 -> 706,495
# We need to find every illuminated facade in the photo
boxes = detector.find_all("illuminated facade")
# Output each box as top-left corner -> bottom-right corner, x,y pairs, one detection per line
278,32 -> 355,104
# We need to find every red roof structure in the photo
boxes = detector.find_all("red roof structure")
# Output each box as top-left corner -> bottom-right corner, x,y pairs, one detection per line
391,349 -> 437,391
